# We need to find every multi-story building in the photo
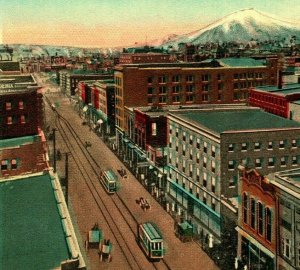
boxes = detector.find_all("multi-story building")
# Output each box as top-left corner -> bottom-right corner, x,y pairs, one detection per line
166,106 -> 300,246
249,82 -> 300,120
119,53 -> 175,64
0,75 -> 43,139
114,58 -> 278,151
0,61 -> 21,75
237,166 -> 276,270
59,70 -> 113,96
268,169 -> 300,270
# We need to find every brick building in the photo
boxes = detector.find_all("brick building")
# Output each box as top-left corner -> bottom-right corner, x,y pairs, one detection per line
249,82 -> 300,119
0,75 -> 43,139
59,71 -> 113,96
0,61 -> 21,75
237,166 -> 276,270
119,53 -> 175,64
114,58 -> 278,151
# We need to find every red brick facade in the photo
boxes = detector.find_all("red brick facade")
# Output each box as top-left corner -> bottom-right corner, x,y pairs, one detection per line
119,53 -> 175,64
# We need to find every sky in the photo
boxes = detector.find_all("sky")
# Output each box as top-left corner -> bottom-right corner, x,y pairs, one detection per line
1,0 -> 300,48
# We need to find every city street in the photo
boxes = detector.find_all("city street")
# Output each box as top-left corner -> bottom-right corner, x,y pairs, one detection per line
39,74 -> 219,270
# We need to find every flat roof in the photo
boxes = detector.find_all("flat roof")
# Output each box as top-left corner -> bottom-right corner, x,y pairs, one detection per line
104,169 -> 118,182
0,135 -> 40,149
0,173 -> 69,270
254,83 -> 300,96
202,57 -> 266,67
172,109 -> 300,134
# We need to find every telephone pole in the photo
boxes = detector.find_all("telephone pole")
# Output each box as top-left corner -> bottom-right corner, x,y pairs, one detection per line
52,128 -> 57,173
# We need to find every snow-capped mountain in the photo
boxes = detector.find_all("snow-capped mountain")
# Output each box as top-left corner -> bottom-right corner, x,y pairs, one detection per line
160,8 -> 300,48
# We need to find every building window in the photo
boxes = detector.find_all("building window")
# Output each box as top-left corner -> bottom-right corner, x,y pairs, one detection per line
158,76 -> 167,84
159,86 -> 167,94
211,145 -> 216,158
1,160 -> 8,170
292,139 -> 297,148
202,93 -> 209,101
172,75 -> 180,83
268,142 -> 273,150
254,142 -> 261,150
255,158 -> 262,168
182,144 -> 186,156
211,161 -> 216,173
202,84 -> 211,91
211,177 -> 216,193
196,139 -> 200,149
147,77 -> 153,84
20,115 -> 26,124
241,143 -> 247,151
182,160 -> 186,173
176,142 -> 179,152
228,144 -> 234,152
203,142 -> 207,153
203,172 -> 207,187
172,95 -> 180,103
189,135 -> 193,145
147,87 -> 153,95
196,153 -> 200,163
186,75 -> 194,82
147,97 -> 153,104
19,101 -> 24,109
203,193 -> 207,204
186,95 -> 194,102
212,198 -> 216,211
189,164 -> 193,177
228,160 -> 234,170
242,158 -> 248,166
151,123 -> 157,136
281,157 -> 287,166
282,237 -> 291,259
266,208 -> 272,242
186,84 -> 194,92
11,159 -> 17,170
279,140 -> 285,149
176,129 -> 179,138
229,177 -> 236,187
189,149 -> 193,160
268,157 -> 275,167
183,132 -> 186,142
258,202 -> 264,235
196,168 -> 200,182
159,96 -> 166,103
172,85 -> 181,93
250,198 -> 256,229
203,157 -> 207,169
196,188 -> 200,199
5,102 -> 11,110
202,74 -> 211,81
292,156 -> 298,165
7,116 -> 12,125
243,193 -> 248,224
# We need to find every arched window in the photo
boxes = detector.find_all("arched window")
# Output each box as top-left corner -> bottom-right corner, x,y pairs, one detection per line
250,198 -> 256,229
266,207 -> 272,242
257,202 -> 264,235
242,193 -> 248,224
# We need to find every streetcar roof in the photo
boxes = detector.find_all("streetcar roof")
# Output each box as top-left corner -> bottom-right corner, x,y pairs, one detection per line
103,169 -> 117,182
142,222 -> 163,241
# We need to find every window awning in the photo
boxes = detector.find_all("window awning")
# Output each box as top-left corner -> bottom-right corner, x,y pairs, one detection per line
235,226 -> 275,259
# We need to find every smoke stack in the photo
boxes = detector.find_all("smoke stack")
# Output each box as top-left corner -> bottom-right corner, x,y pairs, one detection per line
278,69 -> 283,89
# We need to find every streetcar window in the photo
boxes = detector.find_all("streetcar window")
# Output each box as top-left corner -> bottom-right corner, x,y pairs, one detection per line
109,182 -> 115,188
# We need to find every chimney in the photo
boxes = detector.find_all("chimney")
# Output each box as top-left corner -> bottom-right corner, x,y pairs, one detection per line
278,69 -> 283,89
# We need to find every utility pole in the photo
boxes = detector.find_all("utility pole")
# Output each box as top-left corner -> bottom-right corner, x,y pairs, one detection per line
52,128 -> 57,173
65,152 -> 70,206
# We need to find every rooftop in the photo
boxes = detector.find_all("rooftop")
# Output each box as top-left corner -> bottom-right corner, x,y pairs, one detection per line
172,108 -> 300,134
254,83 -> 300,97
202,57 -> 266,67
0,61 -> 20,72
0,173 -> 69,270
142,222 -> 163,241
0,135 -> 40,149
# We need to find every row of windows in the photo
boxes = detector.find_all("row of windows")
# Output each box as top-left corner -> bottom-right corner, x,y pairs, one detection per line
1,159 -> 19,171
234,72 -> 265,79
2,115 -> 28,125
1,101 -> 25,111
147,74 -> 212,84
242,193 -> 272,242
228,140 -> 298,152
228,156 -> 299,170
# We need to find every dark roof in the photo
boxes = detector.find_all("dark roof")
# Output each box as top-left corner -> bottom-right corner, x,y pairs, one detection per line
0,61 -> 20,71
174,109 -> 300,134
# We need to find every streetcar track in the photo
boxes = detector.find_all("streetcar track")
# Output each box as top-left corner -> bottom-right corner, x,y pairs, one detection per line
45,95 -> 172,270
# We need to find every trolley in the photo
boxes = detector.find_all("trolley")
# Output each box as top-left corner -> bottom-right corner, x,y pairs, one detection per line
137,222 -> 164,260
85,223 -> 103,251
100,169 -> 118,194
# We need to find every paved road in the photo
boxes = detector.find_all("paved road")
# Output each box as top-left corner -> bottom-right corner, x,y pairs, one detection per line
39,73 -> 219,270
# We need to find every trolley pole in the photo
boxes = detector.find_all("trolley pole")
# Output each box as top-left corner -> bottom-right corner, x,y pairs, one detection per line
65,152 -> 70,206
52,128 -> 57,173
